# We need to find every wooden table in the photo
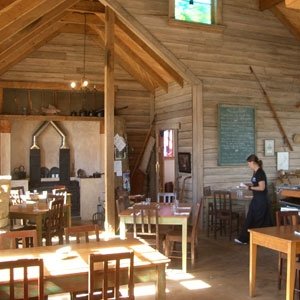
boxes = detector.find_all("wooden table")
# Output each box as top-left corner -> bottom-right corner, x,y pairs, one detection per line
9,202 -> 71,246
0,238 -> 169,300
119,203 -> 192,272
249,225 -> 300,300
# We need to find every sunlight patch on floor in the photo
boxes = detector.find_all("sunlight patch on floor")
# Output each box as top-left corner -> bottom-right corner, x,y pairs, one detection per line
166,268 -> 195,280
180,279 -> 211,290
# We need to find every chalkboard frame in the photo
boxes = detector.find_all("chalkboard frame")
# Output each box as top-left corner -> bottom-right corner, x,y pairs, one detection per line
218,104 -> 256,166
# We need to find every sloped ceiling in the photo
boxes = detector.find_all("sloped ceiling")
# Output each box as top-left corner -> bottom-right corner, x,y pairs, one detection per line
0,0 -> 184,93
260,0 -> 300,40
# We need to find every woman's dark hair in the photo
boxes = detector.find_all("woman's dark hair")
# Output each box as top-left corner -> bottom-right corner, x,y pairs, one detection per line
246,154 -> 263,168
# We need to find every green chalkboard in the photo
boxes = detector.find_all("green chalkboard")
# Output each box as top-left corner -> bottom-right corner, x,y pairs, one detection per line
218,104 -> 256,165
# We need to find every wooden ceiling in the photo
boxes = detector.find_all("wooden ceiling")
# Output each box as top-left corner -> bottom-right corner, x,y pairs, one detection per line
260,0 -> 300,40
0,0 -> 184,93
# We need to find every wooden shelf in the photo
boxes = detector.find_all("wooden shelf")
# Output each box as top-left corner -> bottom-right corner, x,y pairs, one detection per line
280,189 -> 300,198
0,114 -> 103,122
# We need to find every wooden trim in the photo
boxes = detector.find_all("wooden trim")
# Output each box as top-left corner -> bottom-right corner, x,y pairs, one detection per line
0,120 -> 11,133
0,80 -> 106,91
168,18 -> 225,33
285,0 -> 300,9
259,0 -> 282,10
0,114 -> 103,122
0,88 -> 3,114
192,84 -> 203,203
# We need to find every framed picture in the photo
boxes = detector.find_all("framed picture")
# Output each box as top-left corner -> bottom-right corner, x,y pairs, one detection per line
178,152 -> 191,173
277,152 -> 289,171
264,139 -> 275,156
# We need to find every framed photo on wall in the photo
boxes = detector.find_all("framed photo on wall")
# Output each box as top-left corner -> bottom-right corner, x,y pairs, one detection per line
277,152 -> 289,171
178,152 -> 191,173
264,139 -> 275,156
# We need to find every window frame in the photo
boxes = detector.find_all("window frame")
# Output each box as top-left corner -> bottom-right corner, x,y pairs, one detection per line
168,0 -> 224,32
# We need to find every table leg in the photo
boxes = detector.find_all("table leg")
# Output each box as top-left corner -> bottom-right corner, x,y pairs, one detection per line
182,219 -> 188,273
286,243 -> 296,300
156,264 -> 166,300
249,232 -> 257,297
119,217 -> 126,239
35,215 -> 43,246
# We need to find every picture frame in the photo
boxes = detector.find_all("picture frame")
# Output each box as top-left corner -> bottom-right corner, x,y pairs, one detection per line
264,139 -> 275,156
277,152 -> 289,171
178,152 -> 191,173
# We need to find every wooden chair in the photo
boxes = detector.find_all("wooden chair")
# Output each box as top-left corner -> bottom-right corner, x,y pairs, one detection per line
212,190 -> 239,240
275,210 -> 300,292
88,251 -> 134,300
133,203 -> 160,250
65,224 -> 100,244
165,199 -> 202,267
178,176 -> 192,203
157,192 -> 176,204
0,258 -> 44,300
0,229 -> 37,249
203,186 -> 213,236
43,196 -> 64,245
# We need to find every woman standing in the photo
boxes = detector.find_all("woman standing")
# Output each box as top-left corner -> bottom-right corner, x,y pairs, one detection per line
234,154 -> 273,244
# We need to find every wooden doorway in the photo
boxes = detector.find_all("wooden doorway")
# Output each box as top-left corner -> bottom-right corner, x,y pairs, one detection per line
156,129 -> 177,193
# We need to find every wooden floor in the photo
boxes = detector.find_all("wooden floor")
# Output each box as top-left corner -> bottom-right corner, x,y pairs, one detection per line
48,229 -> 289,300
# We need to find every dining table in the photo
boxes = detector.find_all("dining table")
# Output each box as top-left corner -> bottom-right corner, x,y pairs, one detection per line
249,225 -> 300,300
119,202 -> 192,272
0,237 -> 169,300
9,201 -> 71,246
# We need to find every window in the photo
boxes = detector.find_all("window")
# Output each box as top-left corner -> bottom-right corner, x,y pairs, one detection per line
169,0 -> 223,30
163,130 -> 174,158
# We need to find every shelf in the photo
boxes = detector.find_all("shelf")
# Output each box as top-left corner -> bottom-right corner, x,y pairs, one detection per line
280,189 -> 300,198
0,114 -> 104,122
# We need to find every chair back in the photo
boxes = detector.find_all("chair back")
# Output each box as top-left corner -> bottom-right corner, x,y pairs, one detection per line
203,186 -> 212,197
43,196 -> 64,245
191,200 -> 203,243
65,224 -> 100,244
133,203 -> 160,250
88,251 -> 134,300
178,176 -> 192,202
157,192 -> 176,204
213,190 -> 232,213
0,229 -> 38,249
0,258 -> 44,299
275,210 -> 299,226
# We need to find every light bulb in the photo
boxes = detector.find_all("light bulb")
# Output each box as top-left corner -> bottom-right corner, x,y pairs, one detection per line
82,79 -> 89,87
70,81 -> 76,89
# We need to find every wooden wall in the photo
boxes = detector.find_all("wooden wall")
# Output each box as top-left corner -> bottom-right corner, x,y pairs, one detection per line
155,82 -> 193,200
1,0 -> 300,194
118,0 -> 300,190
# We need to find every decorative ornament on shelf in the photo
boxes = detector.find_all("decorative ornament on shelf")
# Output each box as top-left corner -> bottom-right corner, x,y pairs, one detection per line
41,104 -> 61,115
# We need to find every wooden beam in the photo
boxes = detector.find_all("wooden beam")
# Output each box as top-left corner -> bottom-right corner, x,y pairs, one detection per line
68,0 -> 105,13
0,22 -> 64,75
0,0 -> 70,44
90,25 -> 157,92
115,36 -> 168,92
0,0 -> 17,10
99,0 -> 200,85
0,0 -> 81,61
104,6 -> 116,233
97,12 -> 183,87
60,12 -> 102,25
285,0 -> 300,9
0,88 -> 3,114
272,1 -> 300,40
60,23 -> 99,35
0,80 -> 105,91
259,0 -> 282,10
